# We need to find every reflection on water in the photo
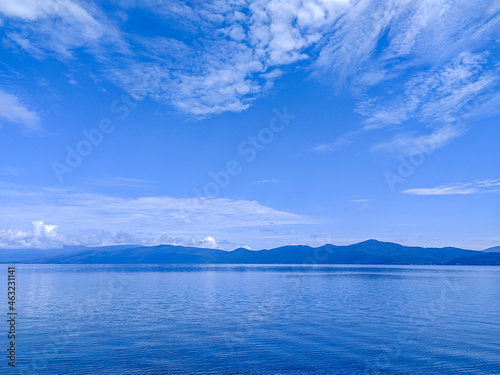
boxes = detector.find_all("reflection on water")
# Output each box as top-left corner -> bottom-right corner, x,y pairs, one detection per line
8,265 -> 500,374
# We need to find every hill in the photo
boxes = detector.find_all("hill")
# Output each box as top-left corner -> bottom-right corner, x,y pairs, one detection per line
484,246 -> 500,253
1,240 -> 500,265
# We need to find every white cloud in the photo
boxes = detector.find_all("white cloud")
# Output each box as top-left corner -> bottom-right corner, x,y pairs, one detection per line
315,1 -> 498,86
199,236 -> 217,248
313,1 -> 500,154
70,228 -> 149,248
403,179 -> 500,196
254,179 -> 281,184
108,0 -> 349,117
371,123 -> 466,156
1,0 -> 349,116
1,0 -> 498,128
314,0 -> 397,84
0,0 -> 50,19
0,222 -> 236,250
113,58 -> 266,117
66,229 -> 232,249
0,221 -> 63,249
404,185 -> 477,196
359,52 -> 498,128
358,51 -> 500,155
83,175 -> 153,188
0,0 -> 89,21
0,0 -> 124,59
313,130 -> 359,153
159,234 -> 221,249
0,182 -> 314,248
0,89 -> 40,131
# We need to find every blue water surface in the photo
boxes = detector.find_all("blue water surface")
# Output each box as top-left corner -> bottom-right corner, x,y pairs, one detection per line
5,265 -> 500,374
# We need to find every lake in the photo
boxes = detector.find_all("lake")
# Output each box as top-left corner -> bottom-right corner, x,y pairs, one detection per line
7,265 -> 500,374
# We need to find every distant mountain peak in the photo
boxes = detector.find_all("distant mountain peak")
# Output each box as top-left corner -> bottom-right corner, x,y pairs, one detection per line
485,246 -> 500,253
355,239 -> 386,246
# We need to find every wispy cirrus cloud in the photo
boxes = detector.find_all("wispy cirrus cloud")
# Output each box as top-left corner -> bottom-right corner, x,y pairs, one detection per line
349,199 -> 372,203
0,89 -> 40,131
371,123 -> 467,156
311,0 -> 500,154
315,1 -> 499,89
0,0 -> 124,59
317,49 -> 500,154
254,179 -> 281,184
312,129 -> 360,153
83,175 -> 153,188
403,179 -> 500,196
358,53 -> 498,127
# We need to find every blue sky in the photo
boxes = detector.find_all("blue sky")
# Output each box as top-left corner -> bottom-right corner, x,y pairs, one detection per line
0,0 -> 499,250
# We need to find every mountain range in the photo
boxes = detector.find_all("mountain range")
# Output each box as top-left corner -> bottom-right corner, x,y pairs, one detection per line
1,240 -> 500,265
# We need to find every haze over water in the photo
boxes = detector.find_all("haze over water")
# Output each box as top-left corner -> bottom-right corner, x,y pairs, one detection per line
11,265 -> 500,374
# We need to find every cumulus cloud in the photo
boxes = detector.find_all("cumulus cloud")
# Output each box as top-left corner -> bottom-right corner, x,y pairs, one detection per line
108,0 -> 350,116
0,221 -> 63,249
0,221 -> 239,249
1,0 -> 350,116
159,234 -> 222,249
